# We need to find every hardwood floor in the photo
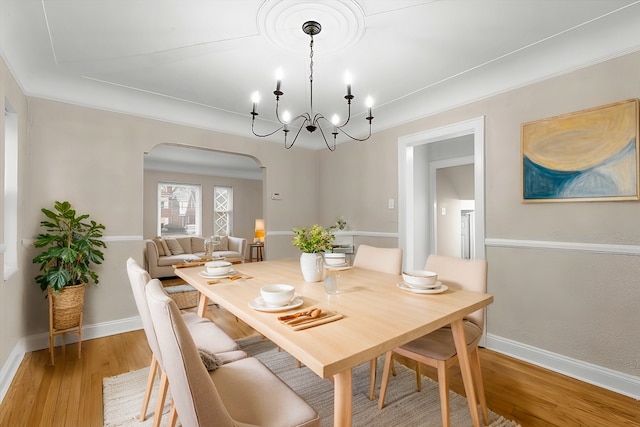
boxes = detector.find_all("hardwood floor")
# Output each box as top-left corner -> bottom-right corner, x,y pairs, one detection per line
1,303 -> 637,427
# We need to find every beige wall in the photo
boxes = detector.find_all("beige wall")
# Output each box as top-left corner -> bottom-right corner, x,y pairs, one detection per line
143,169 -> 263,247
17,97 -> 319,343
317,51 -> 640,379
2,48 -> 640,394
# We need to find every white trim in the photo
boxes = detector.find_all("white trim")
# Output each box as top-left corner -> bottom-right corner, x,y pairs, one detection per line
399,116 -> 485,271
0,244 -> 5,254
485,238 -> 640,256
267,230 -> 398,238
485,334 -> 640,400
22,235 -> 144,246
0,316 -> 142,404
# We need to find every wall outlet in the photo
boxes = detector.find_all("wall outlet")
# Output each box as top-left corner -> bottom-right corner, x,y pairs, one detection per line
271,192 -> 282,200
388,198 -> 395,209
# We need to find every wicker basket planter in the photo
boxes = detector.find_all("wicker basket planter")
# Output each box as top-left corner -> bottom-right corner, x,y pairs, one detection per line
48,283 -> 85,365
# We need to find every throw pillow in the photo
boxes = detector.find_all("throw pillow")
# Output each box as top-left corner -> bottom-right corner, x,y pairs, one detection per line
159,238 -> 171,256
165,238 -> 185,255
212,236 -> 229,251
191,237 -> 205,253
198,348 -> 223,371
153,238 -> 165,256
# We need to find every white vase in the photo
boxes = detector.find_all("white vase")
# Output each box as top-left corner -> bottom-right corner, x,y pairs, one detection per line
300,252 -> 323,282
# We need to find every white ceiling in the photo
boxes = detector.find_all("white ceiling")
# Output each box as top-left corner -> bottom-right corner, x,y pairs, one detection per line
2,0 -> 640,172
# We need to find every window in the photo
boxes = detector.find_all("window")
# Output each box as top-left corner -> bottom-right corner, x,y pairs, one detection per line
158,182 -> 201,236
213,186 -> 233,236
4,101 -> 18,280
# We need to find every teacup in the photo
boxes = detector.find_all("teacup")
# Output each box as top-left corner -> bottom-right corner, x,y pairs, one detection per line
260,284 -> 295,307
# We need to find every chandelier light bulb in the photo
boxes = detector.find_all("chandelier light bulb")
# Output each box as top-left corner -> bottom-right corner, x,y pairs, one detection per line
275,68 -> 283,93
331,114 -> 340,125
282,110 -> 291,123
365,96 -> 373,108
251,91 -> 261,114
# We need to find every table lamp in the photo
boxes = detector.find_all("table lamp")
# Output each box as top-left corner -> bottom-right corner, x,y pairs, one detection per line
254,219 -> 265,243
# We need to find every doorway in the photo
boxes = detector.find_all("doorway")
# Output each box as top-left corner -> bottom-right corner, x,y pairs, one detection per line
398,117 -> 485,271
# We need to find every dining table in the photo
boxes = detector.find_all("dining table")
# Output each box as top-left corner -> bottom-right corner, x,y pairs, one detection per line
175,258 -> 494,427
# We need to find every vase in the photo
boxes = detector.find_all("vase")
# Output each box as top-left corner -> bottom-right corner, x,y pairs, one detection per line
300,252 -> 323,282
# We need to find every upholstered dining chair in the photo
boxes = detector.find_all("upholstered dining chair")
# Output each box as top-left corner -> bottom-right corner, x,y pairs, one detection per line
145,278 -> 321,427
126,258 -> 245,427
377,255 -> 489,427
352,244 -> 403,399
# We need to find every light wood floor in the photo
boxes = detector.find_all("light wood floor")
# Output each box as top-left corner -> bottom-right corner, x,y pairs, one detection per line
0,303 -> 637,427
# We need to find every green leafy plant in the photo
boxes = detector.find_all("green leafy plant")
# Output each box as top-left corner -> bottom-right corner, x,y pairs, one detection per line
291,224 -> 335,253
32,201 -> 107,293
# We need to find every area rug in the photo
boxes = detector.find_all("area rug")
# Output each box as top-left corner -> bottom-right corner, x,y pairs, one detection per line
103,335 -> 520,427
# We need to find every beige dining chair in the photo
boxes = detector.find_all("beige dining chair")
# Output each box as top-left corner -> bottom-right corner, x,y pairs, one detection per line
145,278 -> 321,427
352,244 -> 403,399
126,258 -> 245,426
377,255 -> 489,427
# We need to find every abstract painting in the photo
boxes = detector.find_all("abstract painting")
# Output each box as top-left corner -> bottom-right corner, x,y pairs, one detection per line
522,99 -> 639,202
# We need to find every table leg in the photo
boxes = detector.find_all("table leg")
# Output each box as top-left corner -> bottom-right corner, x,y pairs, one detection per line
196,292 -> 208,317
451,319 -> 480,427
333,369 -> 353,427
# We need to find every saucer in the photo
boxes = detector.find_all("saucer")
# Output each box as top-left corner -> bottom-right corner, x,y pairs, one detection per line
199,268 -> 236,279
397,281 -> 448,294
249,295 -> 304,312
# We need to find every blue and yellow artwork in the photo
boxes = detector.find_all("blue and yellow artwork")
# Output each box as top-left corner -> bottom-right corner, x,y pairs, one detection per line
522,99 -> 639,202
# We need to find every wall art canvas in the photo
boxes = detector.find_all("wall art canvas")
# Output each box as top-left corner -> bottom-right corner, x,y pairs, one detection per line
522,99 -> 639,202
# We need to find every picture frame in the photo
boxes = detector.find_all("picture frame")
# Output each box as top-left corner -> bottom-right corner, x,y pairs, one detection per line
521,98 -> 640,202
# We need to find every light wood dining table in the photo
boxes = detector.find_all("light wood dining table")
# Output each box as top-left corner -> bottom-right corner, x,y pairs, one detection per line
175,258 -> 493,427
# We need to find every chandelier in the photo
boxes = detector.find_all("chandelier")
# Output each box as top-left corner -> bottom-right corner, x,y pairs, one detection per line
250,21 -> 374,151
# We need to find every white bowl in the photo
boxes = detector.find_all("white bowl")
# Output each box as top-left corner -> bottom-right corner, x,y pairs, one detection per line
205,260 -> 232,276
324,252 -> 346,266
260,284 -> 295,307
402,270 -> 438,288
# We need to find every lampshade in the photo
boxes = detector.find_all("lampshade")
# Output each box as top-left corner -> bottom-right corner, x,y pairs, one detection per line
254,219 -> 265,243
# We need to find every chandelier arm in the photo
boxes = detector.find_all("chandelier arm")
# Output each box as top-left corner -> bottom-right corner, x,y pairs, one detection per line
317,123 -> 337,152
252,118 -> 285,138
285,120 -> 308,149
336,101 -> 353,129
335,123 -> 373,142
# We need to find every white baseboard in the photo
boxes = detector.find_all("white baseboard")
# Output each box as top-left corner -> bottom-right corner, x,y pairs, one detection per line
486,333 -> 640,400
0,316 -> 142,404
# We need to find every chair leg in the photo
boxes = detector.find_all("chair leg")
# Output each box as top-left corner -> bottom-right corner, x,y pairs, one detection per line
415,361 -> 422,392
140,355 -> 159,421
368,357 -> 377,400
168,399 -> 178,427
152,370 -> 169,427
470,348 -> 489,425
437,361 -> 450,427
377,351 -> 394,409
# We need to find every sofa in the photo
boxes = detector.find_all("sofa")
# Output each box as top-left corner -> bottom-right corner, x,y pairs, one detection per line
144,236 -> 247,279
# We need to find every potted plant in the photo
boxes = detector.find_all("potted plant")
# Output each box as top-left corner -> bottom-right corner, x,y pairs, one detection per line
291,224 -> 335,282
32,201 -> 106,364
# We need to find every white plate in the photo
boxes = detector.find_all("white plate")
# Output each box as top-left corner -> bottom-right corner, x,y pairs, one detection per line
249,295 -> 304,312
397,281 -> 448,294
199,268 -> 236,279
324,264 -> 353,271
404,281 -> 441,290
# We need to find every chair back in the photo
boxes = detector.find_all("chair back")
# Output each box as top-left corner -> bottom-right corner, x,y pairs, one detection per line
353,245 -> 403,275
425,255 -> 487,328
146,279 -> 235,427
126,258 -> 164,366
